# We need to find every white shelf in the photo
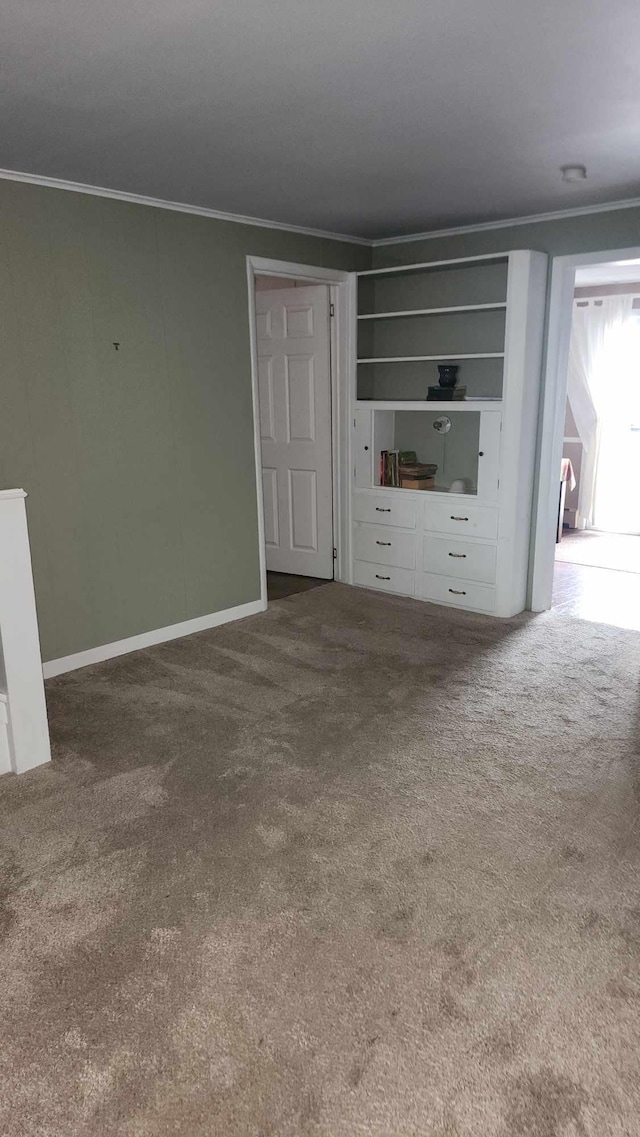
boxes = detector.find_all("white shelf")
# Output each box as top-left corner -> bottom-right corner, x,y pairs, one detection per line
357,302 -> 507,320
356,253 -> 509,277
357,353 -> 505,363
356,400 -> 502,411
370,485 -> 478,500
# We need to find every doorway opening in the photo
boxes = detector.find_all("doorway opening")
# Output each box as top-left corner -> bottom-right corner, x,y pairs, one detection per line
246,257 -> 351,607
533,249 -> 640,631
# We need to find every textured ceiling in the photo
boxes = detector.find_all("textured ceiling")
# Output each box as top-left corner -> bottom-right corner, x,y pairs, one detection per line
2,0 -> 640,239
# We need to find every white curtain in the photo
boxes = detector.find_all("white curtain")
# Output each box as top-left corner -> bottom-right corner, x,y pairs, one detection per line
566,296 -> 634,529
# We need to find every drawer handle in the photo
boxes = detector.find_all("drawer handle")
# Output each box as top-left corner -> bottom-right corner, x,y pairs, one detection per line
375,574 -> 391,580
375,507 -> 391,513
450,516 -> 469,522
448,552 -> 467,558
449,588 -> 466,595
376,540 -> 391,546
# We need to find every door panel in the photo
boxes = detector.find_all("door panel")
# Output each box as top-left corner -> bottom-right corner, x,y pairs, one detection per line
262,468 -> 279,548
256,285 -> 333,577
289,469 -> 318,550
286,355 -> 315,441
258,355 -> 276,441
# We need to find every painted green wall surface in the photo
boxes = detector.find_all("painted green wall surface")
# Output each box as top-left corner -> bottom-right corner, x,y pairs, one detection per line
0,180 -> 369,662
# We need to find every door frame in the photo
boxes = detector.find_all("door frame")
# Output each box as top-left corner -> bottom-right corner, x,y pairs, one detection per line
246,255 -> 352,604
530,244 -> 640,611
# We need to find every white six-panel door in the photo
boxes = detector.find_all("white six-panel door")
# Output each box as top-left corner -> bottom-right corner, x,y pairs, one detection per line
256,285 -> 334,578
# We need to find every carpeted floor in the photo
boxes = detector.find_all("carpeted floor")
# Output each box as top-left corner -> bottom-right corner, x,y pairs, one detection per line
1,583 -> 639,1136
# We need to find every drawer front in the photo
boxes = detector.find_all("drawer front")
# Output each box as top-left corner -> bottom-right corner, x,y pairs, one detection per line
354,524 -> 416,570
423,500 -> 498,540
354,560 -> 416,597
353,492 -> 417,530
421,572 -> 495,613
423,535 -> 497,584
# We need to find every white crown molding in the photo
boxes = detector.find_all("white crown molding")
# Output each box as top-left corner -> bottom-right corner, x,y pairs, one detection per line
373,195 -> 640,247
0,167 -> 371,247
3,165 -> 640,253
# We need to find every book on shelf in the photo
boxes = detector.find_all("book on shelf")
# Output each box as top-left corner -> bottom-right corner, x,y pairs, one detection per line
380,449 -> 400,487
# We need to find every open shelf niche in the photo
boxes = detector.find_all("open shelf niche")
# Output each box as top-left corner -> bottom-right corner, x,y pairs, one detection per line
356,255 -> 509,402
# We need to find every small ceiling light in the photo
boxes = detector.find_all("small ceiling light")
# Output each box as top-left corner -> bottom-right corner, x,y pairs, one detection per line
561,164 -> 587,183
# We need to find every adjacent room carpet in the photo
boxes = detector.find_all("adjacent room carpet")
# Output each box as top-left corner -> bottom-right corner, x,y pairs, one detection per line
1,584 -> 639,1136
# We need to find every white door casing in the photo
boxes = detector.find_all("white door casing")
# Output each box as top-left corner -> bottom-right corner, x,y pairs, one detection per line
256,285 -> 334,577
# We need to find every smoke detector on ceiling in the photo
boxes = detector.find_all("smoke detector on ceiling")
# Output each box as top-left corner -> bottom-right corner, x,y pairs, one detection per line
560,165 -> 587,183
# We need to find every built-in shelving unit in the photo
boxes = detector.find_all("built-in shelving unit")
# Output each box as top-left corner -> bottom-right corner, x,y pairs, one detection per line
349,249 -> 548,618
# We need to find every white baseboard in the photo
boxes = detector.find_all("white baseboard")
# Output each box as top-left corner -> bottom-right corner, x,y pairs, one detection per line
42,598 -> 267,678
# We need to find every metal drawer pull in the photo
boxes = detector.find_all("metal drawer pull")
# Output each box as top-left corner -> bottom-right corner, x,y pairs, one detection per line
375,507 -> 391,512
448,552 -> 467,558
375,574 -> 391,580
376,540 -> 391,546
449,588 -> 466,595
450,515 -> 469,521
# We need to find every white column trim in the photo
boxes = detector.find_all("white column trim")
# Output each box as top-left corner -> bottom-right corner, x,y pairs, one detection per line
0,490 -> 52,773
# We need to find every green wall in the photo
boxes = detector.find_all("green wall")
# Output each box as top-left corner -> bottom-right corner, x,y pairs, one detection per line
0,179 -> 369,662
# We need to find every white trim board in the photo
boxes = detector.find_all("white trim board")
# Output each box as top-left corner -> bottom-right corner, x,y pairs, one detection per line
42,599 -> 266,678
0,167 -> 370,247
529,244 -> 640,611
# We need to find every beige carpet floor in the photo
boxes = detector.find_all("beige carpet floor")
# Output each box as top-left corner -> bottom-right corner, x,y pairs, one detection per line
1,583 -> 639,1136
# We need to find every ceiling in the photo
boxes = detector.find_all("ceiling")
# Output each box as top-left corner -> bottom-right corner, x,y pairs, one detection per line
2,0 -> 640,240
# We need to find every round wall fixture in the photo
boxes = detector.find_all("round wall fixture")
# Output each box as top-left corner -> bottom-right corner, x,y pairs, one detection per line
433,416 -> 452,434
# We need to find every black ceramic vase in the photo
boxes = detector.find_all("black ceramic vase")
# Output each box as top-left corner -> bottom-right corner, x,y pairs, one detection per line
437,364 -> 459,389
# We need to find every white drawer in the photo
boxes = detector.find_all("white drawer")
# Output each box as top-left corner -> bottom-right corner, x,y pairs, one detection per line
423,500 -> 499,540
421,572 -> 495,613
354,524 -> 416,570
423,535 -> 497,584
353,492 -> 417,529
354,560 -> 416,597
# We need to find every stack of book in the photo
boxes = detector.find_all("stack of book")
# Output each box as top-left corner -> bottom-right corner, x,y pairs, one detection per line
399,465 -> 436,490
380,450 -> 437,490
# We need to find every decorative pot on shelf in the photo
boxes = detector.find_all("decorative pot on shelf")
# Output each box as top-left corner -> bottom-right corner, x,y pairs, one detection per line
437,364 -> 459,389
